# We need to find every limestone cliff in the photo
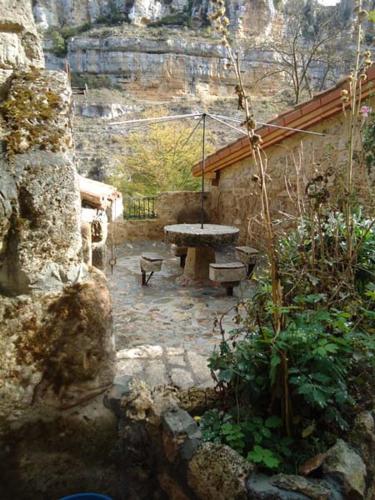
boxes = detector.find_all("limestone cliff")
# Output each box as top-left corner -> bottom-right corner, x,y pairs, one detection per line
30,0 -> 355,181
32,0 -> 276,37
29,0 -> 282,179
33,0 -> 280,100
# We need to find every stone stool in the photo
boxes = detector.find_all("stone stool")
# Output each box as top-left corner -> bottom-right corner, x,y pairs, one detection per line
171,244 -> 188,268
140,252 -> 164,286
209,262 -> 247,296
235,246 -> 259,277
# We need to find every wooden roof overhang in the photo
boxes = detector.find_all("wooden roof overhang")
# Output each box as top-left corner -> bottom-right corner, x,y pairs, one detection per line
79,175 -> 122,210
192,66 -> 375,177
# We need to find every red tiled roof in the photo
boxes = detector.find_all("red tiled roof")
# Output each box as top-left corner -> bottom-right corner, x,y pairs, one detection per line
192,66 -> 375,176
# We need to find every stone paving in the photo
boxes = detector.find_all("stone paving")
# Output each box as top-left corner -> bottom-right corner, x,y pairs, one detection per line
107,240 -> 254,389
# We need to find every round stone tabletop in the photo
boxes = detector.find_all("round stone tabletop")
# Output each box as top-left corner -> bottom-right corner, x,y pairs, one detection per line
164,223 -> 240,247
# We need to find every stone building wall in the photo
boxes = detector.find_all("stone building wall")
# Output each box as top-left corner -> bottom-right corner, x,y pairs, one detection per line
208,104 -> 375,248
112,190 -> 212,243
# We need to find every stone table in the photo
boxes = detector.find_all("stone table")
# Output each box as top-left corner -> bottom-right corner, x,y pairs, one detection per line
164,224 -> 239,280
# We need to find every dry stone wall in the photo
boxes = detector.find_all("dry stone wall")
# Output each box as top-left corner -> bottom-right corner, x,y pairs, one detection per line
112,190 -> 212,243
104,378 -> 375,500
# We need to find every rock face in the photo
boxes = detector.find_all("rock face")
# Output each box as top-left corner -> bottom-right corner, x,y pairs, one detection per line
0,70 -> 82,295
32,0 -> 276,35
30,0 -> 282,180
0,269 -> 114,426
0,0 -> 114,432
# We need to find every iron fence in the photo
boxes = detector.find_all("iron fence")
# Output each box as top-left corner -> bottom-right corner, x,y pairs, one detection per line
124,196 -> 157,220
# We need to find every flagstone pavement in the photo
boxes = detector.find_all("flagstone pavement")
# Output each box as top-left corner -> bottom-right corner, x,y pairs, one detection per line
107,240 -> 254,389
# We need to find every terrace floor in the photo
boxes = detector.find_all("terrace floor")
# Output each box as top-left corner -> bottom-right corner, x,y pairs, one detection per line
107,240 -> 254,389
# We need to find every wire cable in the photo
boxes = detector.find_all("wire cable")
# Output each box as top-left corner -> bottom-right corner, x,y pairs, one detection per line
210,113 -> 326,137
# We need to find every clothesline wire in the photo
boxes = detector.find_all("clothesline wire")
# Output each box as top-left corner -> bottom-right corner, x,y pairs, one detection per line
107,111 -> 326,137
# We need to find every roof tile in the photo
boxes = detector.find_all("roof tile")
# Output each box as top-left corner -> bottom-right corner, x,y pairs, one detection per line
192,69 -> 375,176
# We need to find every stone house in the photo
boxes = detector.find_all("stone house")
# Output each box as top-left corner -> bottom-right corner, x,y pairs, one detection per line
192,67 -> 375,246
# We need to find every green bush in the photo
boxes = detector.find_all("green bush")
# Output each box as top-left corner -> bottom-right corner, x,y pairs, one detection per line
70,73 -> 114,89
203,211 -> 375,472
148,12 -> 189,27
49,30 -> 67,57
48,23 -> 92,57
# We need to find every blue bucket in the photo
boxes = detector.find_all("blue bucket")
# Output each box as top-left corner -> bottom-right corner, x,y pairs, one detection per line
59,494 -> 112,500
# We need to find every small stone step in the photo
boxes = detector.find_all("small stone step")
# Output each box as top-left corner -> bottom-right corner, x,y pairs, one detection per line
209,262 -> 246,296
235,246 -> 259,261
140,253 -> 164,285
235,246 -> 259,277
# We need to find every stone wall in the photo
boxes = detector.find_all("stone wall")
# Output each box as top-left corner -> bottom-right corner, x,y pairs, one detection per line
0,0 -> 44,71
0,3 -> 117,496
0,0 -> 113,434
111,190 -> 212,243
208,104 -> 375,248
104,378 -> 375,500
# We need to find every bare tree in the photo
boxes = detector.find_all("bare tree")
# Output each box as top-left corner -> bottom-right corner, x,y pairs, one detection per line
257,0 -> 352,104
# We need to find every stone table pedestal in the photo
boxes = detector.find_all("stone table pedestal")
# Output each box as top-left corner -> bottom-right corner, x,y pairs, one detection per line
184,247 -> 216,280
164,224 -> 239,282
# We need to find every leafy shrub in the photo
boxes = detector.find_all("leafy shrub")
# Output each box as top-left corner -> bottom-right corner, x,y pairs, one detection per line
49,30 -> 66,57
201,410 -> 292,470
109,110 -> 214,196
70,73 -> 114,89
48,23 -> 92,57
203,211 -> 375,471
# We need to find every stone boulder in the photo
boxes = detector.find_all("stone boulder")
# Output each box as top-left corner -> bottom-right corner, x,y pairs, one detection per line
187,442 -> 253,500
322,439 -> 367,500
247,472 -> 337,499
349,412 -> 375,499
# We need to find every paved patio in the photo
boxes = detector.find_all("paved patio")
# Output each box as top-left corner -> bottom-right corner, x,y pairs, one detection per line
107,240 -> 254,389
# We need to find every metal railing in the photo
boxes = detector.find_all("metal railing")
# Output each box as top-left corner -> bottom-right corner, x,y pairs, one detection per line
123,196 -> 157,220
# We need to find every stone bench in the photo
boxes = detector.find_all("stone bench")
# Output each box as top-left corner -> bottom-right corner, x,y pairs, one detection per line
171,244 -> 188,268
140,253 -> 164,286
209,262 -> 247,296
235,246 -> 259,277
